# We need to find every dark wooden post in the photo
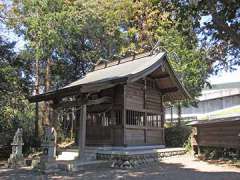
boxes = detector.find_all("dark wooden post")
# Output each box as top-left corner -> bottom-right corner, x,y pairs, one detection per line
123,85 -> 127,146
160,95 -> 165,128
143,79 -> 147,144
160,95 -> 165,144
71,107 -> 75,140
170,105 -> 173,125
75,108 -> 80,145
79,104 -> 87,160
177,102 -> 181,126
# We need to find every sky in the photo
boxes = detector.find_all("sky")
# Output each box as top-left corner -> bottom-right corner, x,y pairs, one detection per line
199,15 -> 240,85
208,67 -> 240,85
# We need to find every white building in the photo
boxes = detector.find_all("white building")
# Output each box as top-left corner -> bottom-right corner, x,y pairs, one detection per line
166,82 -> 240,121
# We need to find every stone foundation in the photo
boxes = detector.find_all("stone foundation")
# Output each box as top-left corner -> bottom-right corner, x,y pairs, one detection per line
96,147 -> 186,168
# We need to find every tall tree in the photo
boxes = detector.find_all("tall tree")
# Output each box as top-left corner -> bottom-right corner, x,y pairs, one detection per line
169,0 -> 240,72
121,0 -> 211,97
5,0 -> 212,120
0,36 -> 35,146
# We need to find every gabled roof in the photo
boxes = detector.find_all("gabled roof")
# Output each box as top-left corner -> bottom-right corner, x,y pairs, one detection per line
64,52 -> 165,88
29,51 -> 191,102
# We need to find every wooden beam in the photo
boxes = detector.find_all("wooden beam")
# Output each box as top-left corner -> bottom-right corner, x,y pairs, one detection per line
160,87 -> 178,93
88,97 -> 112,105
55,96 -> 112,109
87,104 -> 112,113
79,104 -> 87,160
28,86 -> 81,103
29,78 -> 127,103
153,74 -> 170,79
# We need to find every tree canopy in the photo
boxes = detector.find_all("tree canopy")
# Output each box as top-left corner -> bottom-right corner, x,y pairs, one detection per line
174,0 -> 240,72
5,0 -> 211,98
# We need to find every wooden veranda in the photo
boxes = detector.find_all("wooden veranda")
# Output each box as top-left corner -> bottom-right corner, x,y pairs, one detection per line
29,51 -> 190,159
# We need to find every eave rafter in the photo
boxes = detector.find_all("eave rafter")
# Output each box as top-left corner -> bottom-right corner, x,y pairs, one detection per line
53,96 -> 113,109
160,87 -> 179,94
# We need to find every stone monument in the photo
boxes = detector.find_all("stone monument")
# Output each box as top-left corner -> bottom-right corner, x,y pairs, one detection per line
39,126 -> 57,170
8,128 -> 24,167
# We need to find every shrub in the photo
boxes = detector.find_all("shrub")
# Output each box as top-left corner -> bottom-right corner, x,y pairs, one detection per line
165,125 -> 191,147
200,147 -> 240,160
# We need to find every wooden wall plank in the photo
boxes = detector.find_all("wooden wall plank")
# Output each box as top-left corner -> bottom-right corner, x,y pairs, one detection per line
192,120 -> 240,149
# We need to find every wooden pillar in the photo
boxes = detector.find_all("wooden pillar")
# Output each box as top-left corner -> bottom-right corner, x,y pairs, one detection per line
111,109 -> 116,145
170,106 -> 173,125
71,107 -> 75,140
123,85 -> 127,146
160,95 -> 165,144
79,104 -> 87,160
177,102 -> 181,126
75,108 -> 80,145
160,95 -> 165,128
143,79 -> 147,144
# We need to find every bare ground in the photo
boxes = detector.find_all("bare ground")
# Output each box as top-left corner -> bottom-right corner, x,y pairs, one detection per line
1,154 -> 240,180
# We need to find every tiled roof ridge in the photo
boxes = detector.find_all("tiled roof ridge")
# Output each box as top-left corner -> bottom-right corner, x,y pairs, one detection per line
93,52 -> 152,71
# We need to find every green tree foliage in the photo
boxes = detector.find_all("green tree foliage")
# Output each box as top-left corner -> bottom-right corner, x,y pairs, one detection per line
120,0 -> 210,97
7,0 -> 211,98
170,0 -> 240,72
6,0 -> 129,87
0,37 -> 35,149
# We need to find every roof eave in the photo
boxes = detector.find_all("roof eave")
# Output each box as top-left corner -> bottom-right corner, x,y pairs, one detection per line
163,56 -> 192,101
28,77 -> 128,103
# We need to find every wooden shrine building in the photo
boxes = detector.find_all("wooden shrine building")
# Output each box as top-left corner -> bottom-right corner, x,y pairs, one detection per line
29,51 -> 190,157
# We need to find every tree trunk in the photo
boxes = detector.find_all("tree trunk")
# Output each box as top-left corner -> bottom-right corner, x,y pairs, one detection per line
34,58 -> 40,138
43,58 -> 51,125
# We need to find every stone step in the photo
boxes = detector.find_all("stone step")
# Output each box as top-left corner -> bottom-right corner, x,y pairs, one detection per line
57,148 -> 98,161
57,160 -> 111,172
56,151 -> 79,161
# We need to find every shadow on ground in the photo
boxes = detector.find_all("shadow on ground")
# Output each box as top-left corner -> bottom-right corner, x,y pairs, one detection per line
0,161 -> 240,180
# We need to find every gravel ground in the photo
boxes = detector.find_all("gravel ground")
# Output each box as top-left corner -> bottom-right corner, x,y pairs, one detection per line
1,154 -> 240,180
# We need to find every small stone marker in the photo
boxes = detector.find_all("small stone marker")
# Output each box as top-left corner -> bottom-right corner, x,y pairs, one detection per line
8,128 -> 24,167
39,126 -> 57,170
41,125 -> 57,160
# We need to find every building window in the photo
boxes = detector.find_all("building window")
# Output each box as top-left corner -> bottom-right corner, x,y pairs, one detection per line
126,110 -> 144,126
146,113 -> 161,127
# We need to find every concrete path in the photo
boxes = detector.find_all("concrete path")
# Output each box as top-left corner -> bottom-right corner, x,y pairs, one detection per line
0,154 -> 240,180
